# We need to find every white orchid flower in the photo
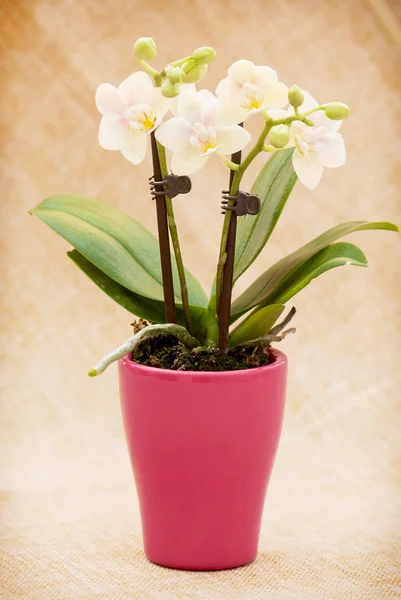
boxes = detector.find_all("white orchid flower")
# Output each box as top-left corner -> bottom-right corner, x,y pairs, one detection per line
216,59 -> 288,124
155,88 -> 251,175
95,71 -> 170,165
288,91 -> 346,189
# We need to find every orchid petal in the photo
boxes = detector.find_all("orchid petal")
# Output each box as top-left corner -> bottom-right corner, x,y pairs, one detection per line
171,148 -> 209,175
170,84 -> 196,115
262,82 -> 289,109
299,90 -> 319,112
95,84 -> 125,116
150,87 -> 171,118
228,60 -> 255,84
217,102 -> 249,126
313,110 -> 342,132
118,72 -> 154,106
98,114 -> 128,150
254,65 -> 279,87
120,130 -> 148,165
266,108 -> 290,120
320,132 -> 346,168
292,149 -> 323,189
218,125 -> 251,155
155,117 -> 194,152
215,77 -> 236,103
201,99 -> 220,127
197,89 -> 217,104
176,91 -> 203,125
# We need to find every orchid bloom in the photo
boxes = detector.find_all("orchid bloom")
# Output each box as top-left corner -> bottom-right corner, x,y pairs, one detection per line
288,91 -> 346,189
216,60 -> 288,124
95,72 -> 170,165
155,88 -> 251,175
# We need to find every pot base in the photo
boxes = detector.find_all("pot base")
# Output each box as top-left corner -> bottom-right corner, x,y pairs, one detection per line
146,553 -> 256,572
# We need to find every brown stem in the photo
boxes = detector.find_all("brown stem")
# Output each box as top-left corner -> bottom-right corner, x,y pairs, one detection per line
218,144 -> 242,353
150,131 -> 176,323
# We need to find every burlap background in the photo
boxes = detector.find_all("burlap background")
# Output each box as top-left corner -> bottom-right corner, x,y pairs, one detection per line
1,0 -> 400,598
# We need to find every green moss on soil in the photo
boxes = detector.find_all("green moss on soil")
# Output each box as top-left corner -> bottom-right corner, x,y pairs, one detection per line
130,333 -> 274,371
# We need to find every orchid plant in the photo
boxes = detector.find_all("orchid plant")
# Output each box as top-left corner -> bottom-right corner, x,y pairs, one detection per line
30,38 -> 398,375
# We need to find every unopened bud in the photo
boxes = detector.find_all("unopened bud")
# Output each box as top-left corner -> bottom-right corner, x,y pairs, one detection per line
165,66 -> 182,84
191,46 -> 216,65
288,85 -> 304,108
181,60 -> 208,83
161,78 -> 180,98
269,125 -> 291,148
324,102 -> 351,120
134,37 -> 157,61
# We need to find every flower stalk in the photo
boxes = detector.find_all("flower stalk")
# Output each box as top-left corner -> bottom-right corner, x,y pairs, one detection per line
156,141 -> 194,335
216,119 -> 272,312
218,142 -> 243,353
150,131 -> 177,323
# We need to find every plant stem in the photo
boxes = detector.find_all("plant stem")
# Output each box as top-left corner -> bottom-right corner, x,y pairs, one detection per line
170,55 -> 192,67
150,132 -> 177,324
137,59 -> 159,78
157,141 -> 194,336
215,120 -> 272,311
217,143 -> 241,353
264,113 -> 314,127
218,154 -> 240,170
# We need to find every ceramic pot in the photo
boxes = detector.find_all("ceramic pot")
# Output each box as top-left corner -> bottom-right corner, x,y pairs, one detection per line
118,349 -> 287,571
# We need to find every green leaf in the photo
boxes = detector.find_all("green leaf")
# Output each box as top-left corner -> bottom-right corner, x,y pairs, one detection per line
229,304 -> 285,347
267,242 -> 367,304
68,250 -> 168,324
234,148 -> 297,282
30,195 -> 207,308
68,250 -> 207,341
231,221 -> 399,317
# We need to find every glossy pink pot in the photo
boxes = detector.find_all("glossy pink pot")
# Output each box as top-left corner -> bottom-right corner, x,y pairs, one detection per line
118,349 -> 287,571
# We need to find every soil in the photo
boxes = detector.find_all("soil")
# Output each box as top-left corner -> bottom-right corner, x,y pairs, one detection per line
130,333 -> 274,372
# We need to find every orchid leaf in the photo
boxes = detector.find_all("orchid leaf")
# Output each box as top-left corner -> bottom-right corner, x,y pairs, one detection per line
68,250 -> 171,324
229,304 -> 285,347
231,221 -> 398,317
30,195 -> 208,308
233,148 -> 297,282
68,250 -> 207,341
266,243 -> 367,305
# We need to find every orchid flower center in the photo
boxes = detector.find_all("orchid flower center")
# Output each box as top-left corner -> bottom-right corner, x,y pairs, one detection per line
190,123 -> 220,154
125,103 -> 157,133
238,83 -> 264,110
294,125 -> 328,160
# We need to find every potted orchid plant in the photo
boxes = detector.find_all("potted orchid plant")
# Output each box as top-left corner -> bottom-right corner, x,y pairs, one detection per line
30,38 -> 398,571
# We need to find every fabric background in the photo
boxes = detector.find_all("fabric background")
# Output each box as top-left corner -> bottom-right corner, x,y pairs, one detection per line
1,0 -> 400,598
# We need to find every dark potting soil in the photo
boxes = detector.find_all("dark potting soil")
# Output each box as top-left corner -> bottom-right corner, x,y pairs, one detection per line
130,333 -> 274,372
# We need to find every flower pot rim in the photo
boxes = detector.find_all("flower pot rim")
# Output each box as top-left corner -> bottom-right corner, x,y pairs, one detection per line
119,347 -> 287,380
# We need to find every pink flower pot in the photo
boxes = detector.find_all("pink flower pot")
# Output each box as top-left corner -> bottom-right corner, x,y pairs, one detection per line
118,349 -> 287,571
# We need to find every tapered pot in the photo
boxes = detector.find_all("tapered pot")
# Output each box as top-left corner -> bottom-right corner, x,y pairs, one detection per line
118,349 -> 287,571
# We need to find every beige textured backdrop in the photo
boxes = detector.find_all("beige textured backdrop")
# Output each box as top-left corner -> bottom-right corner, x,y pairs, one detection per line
1,0 -> 401,598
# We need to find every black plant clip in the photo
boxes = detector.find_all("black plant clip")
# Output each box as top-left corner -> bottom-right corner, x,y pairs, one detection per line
149,173 -> 192,199
221,190 -> 261,216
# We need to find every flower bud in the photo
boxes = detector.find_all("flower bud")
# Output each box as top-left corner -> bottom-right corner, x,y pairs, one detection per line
269,125 -> 291,149
181,60 -> 208,83
161,78 -> 180,98
288,85 -> 304,108
191,46 -> 216,65
324,102 -> 351,120
134,37 -> 157,61
165,66 -> 182,84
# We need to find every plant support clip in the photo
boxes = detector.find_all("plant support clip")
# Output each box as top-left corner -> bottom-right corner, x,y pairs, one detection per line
149,173 -> 192,199
221,190 -> 261,216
